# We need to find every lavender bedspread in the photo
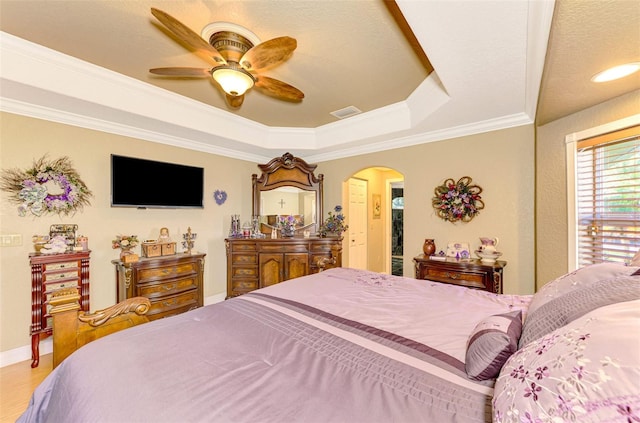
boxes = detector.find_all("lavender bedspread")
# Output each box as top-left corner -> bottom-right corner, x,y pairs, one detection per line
19,268 -> 531,423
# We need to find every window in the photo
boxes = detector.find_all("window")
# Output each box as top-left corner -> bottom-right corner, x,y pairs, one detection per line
574,125 -> 640,266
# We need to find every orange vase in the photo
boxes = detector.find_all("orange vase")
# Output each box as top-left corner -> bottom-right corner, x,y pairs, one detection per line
119,247 -> 133,260
423,239 -> 436,256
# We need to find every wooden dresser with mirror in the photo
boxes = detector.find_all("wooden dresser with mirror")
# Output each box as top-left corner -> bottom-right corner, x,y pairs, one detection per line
226,153 -> 343,298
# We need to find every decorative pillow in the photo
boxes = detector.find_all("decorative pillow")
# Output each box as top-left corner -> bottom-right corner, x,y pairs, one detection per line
493,299 -> 640,423
465,310 -> 522,381
519,262 -> 640,348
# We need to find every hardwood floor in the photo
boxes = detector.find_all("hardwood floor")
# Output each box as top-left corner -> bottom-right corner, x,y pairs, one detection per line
0,354 -> 52,423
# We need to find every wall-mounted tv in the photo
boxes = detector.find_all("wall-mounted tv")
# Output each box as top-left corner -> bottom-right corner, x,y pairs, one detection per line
111,154 -> 204,209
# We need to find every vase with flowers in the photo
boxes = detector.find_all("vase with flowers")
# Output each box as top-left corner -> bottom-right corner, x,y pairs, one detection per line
277,215 -> 297,238
319,205 -> 348,237
112,234 -> 139,260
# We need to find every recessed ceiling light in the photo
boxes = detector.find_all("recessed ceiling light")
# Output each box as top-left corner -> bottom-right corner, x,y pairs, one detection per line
591,62 -> 640,83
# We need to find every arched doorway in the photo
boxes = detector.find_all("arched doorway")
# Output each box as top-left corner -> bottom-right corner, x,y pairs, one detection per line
346,167 -> 404,275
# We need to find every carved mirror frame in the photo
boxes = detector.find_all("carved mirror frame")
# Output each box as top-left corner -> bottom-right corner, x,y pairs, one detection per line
252,152 -> 324,234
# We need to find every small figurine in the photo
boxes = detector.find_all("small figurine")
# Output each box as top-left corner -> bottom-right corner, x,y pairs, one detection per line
182,227 -> 197,254
158,227 -> 171,242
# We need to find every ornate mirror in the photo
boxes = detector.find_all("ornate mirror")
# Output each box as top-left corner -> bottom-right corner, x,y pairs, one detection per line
252,153 -> 324,234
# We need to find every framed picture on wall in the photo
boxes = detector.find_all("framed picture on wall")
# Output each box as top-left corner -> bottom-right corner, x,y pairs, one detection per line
372,194 -> 381,219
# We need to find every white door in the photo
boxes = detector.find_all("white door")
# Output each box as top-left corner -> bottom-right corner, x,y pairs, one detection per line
348,178 -> 367,269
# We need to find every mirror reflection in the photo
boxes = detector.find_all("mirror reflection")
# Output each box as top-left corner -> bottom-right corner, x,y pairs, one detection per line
259,187 -> 317,229
252,152 -> 324,235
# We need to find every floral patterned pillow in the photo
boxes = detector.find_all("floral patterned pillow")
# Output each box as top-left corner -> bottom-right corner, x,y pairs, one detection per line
493,299 -> 640,423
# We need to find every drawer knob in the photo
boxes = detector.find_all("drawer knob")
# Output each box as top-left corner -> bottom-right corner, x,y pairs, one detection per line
444,272 -> 460,279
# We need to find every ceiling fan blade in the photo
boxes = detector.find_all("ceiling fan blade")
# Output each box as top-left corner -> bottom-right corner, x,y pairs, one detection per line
254,76 -> 304,101
240,36 -> 297,71
225,93 -> 245,108
151,8 -> 227,67
149,67 -> 212,77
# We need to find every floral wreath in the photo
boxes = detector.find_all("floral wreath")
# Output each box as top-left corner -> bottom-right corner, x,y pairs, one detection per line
0,155 -> 93,217
432,176 -> 484,223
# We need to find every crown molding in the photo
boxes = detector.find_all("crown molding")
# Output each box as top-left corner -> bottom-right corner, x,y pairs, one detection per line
0,31 -> 466,161
524,0 -> 556,120
2,20 -> 542,163
305,112 -> 533,162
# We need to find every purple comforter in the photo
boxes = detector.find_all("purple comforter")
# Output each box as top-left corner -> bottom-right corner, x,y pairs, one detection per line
19,268 -> 531,422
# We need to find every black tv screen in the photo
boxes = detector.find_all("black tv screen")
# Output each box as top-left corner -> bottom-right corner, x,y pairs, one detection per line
111,155 -> 204,209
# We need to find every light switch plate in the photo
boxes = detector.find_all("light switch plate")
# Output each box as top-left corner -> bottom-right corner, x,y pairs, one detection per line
0,234 -> 22,246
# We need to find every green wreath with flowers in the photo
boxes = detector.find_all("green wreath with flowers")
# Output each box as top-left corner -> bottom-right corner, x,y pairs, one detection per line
0,155 -> 93,217
432,176 -> 484,223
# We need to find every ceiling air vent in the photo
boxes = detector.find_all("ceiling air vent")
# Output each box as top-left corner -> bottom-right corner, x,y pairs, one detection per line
330,106 -> 362,120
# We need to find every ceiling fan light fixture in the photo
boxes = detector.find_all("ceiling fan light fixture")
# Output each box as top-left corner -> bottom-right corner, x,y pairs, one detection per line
149,9 -> 302,108
591,62 -> 640,83
211,66 -> 255,96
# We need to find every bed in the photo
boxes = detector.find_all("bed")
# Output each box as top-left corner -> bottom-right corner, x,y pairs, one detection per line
19,263 -> 640,423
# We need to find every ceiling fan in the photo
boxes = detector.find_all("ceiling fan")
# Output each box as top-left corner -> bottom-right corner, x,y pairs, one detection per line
149,8 -> 304,108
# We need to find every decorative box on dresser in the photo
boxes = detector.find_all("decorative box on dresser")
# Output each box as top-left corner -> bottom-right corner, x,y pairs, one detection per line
413,254 -> 506,294
226,237 -> 342,298
113,253 -> 205,320
29,251 -> 91,367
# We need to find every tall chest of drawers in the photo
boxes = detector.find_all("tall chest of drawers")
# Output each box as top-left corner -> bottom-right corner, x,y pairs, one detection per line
113,253 -> 205,321
29,251 -> 91,367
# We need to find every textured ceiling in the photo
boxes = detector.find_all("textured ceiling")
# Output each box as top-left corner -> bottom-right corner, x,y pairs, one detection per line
1,0 -> 638,162
536,0 -> 640,125
0,0 -> 429,128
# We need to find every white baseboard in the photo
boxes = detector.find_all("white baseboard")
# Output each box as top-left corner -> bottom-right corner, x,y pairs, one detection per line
1,293 -> 226,368
0,338 -> 52,368
205,292 -> 226,305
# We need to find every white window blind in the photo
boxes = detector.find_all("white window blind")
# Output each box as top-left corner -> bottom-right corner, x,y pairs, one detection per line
576,125 -> 640,266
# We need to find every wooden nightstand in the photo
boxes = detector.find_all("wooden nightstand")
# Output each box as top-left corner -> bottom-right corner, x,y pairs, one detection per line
413,254 -> 506,293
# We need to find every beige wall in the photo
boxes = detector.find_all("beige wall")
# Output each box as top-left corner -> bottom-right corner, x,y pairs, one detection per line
535,89 -> 640,289
0,112 -> 256,353
319,124 -> 536,296
2,87 -> 635,357
1,112 -> 536,357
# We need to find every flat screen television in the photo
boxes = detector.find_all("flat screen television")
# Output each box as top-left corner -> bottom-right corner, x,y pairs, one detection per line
111,154 -> 204,209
